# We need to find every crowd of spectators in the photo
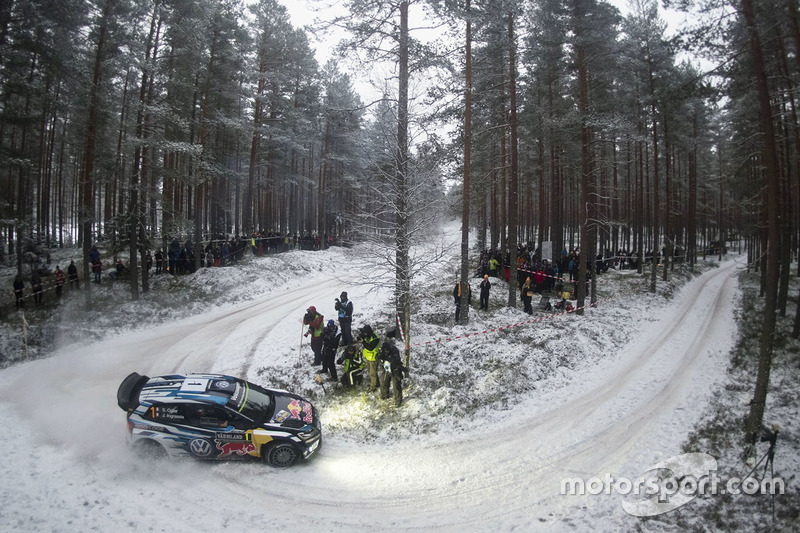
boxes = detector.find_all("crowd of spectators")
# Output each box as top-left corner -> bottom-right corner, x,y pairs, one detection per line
4,231 -> 341,312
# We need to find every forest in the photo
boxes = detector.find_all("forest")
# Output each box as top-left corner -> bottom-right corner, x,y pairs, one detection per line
0,0 -> 798,444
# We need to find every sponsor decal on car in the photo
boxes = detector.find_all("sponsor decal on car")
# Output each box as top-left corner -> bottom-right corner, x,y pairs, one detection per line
133,423 -> 167,432
211,379 -> 232,391
189,438 -> 214,457
287,399 -> 314,424
216,441 -> 257,458
215,432 -> 251,441
230,382 -> 245,408
272,410 -> 290,423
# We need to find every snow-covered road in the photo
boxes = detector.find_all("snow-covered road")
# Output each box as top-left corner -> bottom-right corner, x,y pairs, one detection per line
0,261 -> 740,531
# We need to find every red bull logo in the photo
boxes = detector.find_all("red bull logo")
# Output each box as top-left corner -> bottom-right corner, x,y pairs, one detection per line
287,399 -> 313,423
216,441 -> 257,458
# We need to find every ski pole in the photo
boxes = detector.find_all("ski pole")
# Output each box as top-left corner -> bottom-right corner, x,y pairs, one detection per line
299,321 -> 305,365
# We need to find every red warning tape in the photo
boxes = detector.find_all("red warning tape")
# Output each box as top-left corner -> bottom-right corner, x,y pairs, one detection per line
411,299 -> 604,347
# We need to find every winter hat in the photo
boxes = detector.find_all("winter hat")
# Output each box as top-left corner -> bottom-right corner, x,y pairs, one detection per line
307,305 -> 316,314
327,319 -> 336,328
340,291 -> 348,300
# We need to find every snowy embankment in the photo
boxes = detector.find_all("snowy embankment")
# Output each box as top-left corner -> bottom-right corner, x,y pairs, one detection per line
0,226 -> 763,531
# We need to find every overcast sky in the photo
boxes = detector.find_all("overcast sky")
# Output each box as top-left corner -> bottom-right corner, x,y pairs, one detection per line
274,0 -> 698,103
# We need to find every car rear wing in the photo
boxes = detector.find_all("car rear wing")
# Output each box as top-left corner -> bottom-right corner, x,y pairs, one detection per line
117,372 -> 150,412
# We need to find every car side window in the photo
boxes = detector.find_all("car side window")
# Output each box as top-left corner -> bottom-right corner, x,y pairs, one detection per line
188,405 -> 230,428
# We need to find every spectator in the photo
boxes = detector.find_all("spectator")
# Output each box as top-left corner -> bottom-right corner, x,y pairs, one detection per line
54,265 -> 66,298
453,280 -> 471,323
488,255 -> 500,277
321,320 -> 340,381
92,258 -> 102,283
89,245 -> 100,265
109,259 -> 125,281
520,276 -> 533,314
533,268 -> 546,294
155,249 -> 164,274
479,275 -> 491,311
335,291 -> 354,345
31,270 -> 43,305
13,275 -> 24,308
377,330 -> 407,407
67,260 -> 79,289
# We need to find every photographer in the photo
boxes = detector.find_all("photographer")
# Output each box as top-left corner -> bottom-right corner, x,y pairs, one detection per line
377,329 -> 407,407
321,320 -> 340,381
337,345 -> 364,388
334,291 -> 354,345
303,306 -> 325,366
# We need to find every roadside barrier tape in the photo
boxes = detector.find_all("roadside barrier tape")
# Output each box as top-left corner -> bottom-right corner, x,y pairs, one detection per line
396,313 -> 408,351
515,267 -> 607,286
411,299 -> 604,347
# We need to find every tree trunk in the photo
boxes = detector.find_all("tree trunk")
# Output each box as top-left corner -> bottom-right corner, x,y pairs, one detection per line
506,12 -> 519,308
458,0 -> 472,325
396,1 -> 411,368
741,0 -> 782,448
81,0 -> 114,300
575,1 -> 589,315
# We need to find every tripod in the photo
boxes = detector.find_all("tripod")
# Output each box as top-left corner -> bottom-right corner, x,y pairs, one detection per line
743,424 -> 779,523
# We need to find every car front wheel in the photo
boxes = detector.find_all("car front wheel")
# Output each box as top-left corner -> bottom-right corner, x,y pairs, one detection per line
264,442 -> 298,468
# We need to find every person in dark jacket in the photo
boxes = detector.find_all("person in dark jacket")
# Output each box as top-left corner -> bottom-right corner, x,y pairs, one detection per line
321,320 -> 340,381
155,249 -> 164,274
13,275 -> 24,308
453,280 -> 472,322
377,329 -> 407,406
303,306 -> 325,366
520,276 -> 533,314
479,275 -> 491,311
92,259 -> 102,283
31,270 -> 43,305
357,324 -> 380,392
335,291 -> 354,345
67,260 -> 79,289
337,345 -> 364,388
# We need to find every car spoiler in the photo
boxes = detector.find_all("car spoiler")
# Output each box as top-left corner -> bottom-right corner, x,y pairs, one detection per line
117,372 -> 150,412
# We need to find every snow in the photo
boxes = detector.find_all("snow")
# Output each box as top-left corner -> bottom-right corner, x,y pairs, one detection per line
0,223 -> 791,531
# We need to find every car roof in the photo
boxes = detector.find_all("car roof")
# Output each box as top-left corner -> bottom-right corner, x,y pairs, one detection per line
138,374 -> 241,408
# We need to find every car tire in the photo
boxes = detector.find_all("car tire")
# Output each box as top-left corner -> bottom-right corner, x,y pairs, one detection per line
264,441 -> 298,468
133,439 -> 166,459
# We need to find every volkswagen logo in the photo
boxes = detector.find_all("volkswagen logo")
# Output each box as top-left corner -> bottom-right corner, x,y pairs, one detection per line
189,438 -> 213,457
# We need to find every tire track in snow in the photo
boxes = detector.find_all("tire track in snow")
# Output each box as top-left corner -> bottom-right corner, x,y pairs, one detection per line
0,261 -> 742,531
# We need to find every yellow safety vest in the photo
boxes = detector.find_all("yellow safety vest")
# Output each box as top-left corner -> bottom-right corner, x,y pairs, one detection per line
362,335 -> 379,361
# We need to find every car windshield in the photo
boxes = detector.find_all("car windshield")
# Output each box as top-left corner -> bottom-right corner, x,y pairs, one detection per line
229,380 -> 273,425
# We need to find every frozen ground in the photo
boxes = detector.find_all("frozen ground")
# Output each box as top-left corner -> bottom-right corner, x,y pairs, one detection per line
0,224 -> 794,531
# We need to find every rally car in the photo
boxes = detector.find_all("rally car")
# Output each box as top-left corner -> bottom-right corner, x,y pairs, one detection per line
116,372 -> 321,467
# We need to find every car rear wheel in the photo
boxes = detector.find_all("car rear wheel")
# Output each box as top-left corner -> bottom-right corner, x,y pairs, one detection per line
264,442 -> 298,468
133,439 -> 166,459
